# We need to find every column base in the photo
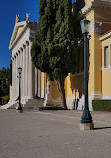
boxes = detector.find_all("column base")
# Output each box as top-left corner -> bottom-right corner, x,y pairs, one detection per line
80,123 -> 94,130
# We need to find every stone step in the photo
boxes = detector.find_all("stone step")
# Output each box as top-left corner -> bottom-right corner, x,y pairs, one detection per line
27,99 -> 44,102
8,98 -> 45,110
23,98 -> 45,110
8,103 -> 18,109
25,102 -> 44,105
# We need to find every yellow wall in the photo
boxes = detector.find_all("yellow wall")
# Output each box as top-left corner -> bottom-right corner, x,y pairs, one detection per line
41,72 -> 45,92
101,36 -> 111,96
42,74 -> 60,98
66,73 -> 84,98
102,69 -> 111,96
9,85 -> 12,100
87,10 -> 102,94
85,0 -> 94,5
65,10 -> 96,100
50,81 -> 60,98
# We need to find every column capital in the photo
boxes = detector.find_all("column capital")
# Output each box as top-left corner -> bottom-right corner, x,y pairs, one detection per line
11,56 -> 14,60
16,52 -> 18,56
26,40 -> 29,46
20,47 -> 23,51
23,44 -> 26,49
18,50 -> 20,54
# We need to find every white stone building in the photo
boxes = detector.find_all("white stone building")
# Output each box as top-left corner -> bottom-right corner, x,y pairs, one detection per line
8,15 -> 43,106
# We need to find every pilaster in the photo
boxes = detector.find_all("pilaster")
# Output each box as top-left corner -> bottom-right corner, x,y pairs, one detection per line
23,44 -> 26,98
26,41 -> 29,97
28,39 -> 33,98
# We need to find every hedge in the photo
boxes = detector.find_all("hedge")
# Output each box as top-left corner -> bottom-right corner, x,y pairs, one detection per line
92,100 -> 111,112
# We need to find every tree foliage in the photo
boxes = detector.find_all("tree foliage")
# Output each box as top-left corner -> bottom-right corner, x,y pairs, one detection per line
31,0 -> 78,109
0,66 -> 11,104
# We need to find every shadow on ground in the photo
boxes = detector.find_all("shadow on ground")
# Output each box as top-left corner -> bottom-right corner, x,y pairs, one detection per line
94,127 -> 111,130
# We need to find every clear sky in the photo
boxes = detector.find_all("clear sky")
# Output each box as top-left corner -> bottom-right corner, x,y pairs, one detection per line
0,0 -> 75,70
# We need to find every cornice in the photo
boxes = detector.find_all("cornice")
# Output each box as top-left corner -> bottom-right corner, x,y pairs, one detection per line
9,21 -> 37,50
95,16 -> 111,23
9,24 -> 27,50
99,30 -> 111,41
81,1 -> 111,15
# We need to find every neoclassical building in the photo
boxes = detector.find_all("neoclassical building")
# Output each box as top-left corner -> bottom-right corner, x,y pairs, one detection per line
8,15 -> 47,106
2,0 -> 111,110
7,14 -> 61,108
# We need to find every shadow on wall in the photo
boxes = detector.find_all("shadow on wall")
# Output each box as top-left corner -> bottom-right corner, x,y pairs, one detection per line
70,0 -> 86,110
70,73 -> 84,110
70,31 -> 90,110
71,0 -> 90,109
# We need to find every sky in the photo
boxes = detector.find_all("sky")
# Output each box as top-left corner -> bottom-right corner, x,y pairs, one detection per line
0,0 -> 75,70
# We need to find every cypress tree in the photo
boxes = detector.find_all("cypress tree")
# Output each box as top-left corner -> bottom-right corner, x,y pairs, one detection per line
31,0 -> 77,109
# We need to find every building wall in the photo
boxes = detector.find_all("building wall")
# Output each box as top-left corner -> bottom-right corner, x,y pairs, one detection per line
65,0 -> 111,109
101,36 -> 111,98
50,81 -> 60,98
41,72 -> 45,98
9,85 -> 12,100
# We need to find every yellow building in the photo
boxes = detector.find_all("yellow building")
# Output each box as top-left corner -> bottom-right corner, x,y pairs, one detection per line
4,0 -> 111,110
64,0 -> 111,110
46,0 -> 111,110
39,0 -> 111,110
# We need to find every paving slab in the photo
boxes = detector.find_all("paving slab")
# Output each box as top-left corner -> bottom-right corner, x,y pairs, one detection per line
0,109 -> 111,158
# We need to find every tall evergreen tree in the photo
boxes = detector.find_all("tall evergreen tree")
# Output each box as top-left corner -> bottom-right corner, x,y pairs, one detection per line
50,0 -> 76,109
31,0 -> 77,109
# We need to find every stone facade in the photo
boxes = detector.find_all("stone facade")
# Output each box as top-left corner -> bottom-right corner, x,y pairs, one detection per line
9,17 -> 43,105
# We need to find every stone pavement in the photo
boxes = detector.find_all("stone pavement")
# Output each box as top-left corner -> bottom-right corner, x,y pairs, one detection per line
0,109 -> 111,158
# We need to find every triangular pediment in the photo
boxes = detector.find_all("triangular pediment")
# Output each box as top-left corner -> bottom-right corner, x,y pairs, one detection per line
9,21 -> 27,49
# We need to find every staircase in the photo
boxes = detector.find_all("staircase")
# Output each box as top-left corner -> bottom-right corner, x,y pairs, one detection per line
23,98 -> 45,110
1,98 -> 45,111
0,101 -> 18,110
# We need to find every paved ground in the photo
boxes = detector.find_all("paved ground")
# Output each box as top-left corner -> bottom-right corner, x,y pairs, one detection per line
0,109 -> 111,158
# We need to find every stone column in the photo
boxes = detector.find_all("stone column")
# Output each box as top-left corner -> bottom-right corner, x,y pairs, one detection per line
23,45 -> 26,98
28,39 -> 33,98
17,52 -> 20,97
16,53 -> 19,99
18,51 -> 20,68
26,41 -> 29,97
11,57 -> 14,100
13,56 -> 16,100
44,73 -> 46,98
20,48 -> 23,98
15,55 -> 17,100
35,67 -> 37,97
38,69 -> 41,98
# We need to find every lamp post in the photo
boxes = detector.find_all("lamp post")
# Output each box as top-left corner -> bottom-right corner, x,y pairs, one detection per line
80,17 -> 94,130
17,67 -> 23,112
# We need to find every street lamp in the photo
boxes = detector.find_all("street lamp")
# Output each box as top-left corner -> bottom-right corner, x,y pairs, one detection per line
80,17 -> 94,130
17,67 -> 22,112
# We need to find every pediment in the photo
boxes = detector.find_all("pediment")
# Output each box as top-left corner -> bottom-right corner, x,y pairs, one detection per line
9,21 -> 27,49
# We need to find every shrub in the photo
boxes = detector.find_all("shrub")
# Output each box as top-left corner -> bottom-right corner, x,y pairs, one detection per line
92,100 -> 111,112
1,95 -> 9,105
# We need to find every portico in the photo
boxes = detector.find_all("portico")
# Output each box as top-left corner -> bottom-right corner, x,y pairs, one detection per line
9,15 -> 42,104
